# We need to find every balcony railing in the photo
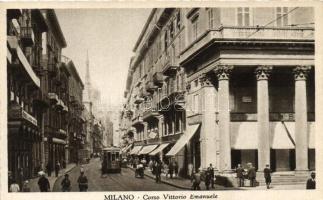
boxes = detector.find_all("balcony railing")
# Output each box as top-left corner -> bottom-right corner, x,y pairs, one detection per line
48,92 -> 59,104
48,62 -> 58,77
145,80 -> 158,93
153,72 -> 164,86
161,53 -> 179,76
8,104 -> 38,127
230,113 -> 257,121
143,107 -> 159,120
20,26 -> 35,47
33,90 -> 49,108
181,26 -> 314,63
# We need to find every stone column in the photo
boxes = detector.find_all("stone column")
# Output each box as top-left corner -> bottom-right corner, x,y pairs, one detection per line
293,66 -> 311,172
199,73 -> 217,168
143,122 -> 148,141
214,65 -> 233,171
158,116 -> 164,138
255,66 -> 272,170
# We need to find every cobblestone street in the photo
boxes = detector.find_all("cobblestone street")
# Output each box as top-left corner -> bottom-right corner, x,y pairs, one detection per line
53,158 -> 180,191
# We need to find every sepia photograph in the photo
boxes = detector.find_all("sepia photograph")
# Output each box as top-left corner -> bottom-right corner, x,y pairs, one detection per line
2,2 -> 321,198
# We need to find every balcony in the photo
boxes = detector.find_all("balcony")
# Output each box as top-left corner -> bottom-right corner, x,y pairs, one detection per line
8,103 -> 38,127
132,114 -> 143,126
153,72 -> 164,86
230,113 -> 257,121
162,54 -> 179,76
48,62 -> 58,77
33,90 -> 49,109
57,128 -> 67,138
134,96 -> 144,104
145,80 -> 158,93
181,26 -> 315,64
20,26 -> 35,47
56,99 -> 64,110
143,108 -> 159,120
48,92 -> 59,104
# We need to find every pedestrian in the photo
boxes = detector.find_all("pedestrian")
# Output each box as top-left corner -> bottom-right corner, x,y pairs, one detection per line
46,161 -> 52,177
247,163 -> 256,187
155,160 -> 162,183
207,164 -> 215,189
174,161 -> 179,178
168,161 -> 174,179
236,164 -> 244,187
191,168 -> 201,190
163,162 -> 169,178
17,167 -> 24,190
22,180 -> 31,192
188,163 -> 193,178
77,171 -> 88,192
8,171 -> 14,192
62,159 -> 66,169
9,180 -> 20,192
61,174 -> 71,192
141,158 -> 147,168
263,164 -> 272,189
38,172 -> 50,192
306,172 -> 316,189
55,161 -> 61,177
205,169 -> 212,190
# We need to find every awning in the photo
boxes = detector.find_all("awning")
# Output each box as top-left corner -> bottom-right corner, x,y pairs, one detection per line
129,145 -> 143,155
230,122 -> 258,149
149,143 -> 170,156
122,144 -> 133,153
270,122 -> 295,149
166,123 -> 200,156
138,145 -> 158,155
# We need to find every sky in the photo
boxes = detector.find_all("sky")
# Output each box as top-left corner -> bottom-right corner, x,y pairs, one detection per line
56,9 -> 151,107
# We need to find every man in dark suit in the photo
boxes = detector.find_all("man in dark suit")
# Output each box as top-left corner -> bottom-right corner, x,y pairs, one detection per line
247,163 -> 256,187
236,164 -> 244,187
263,164 -> 272,189
306,172 -> 316,189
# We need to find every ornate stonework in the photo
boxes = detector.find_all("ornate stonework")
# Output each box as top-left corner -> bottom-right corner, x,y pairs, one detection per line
255,66 -> 273,80
213,65 -> 234,80
198,73 -> 212,87
186,82 -> 191,92
293,65 -> 312,81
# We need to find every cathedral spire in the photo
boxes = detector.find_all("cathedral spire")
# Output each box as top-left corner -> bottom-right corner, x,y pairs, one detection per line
83,50 -> 91,102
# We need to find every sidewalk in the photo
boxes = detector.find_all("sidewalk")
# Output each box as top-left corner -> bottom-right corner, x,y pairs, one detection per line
28,163 -> 76,192
128,166 -> 233,190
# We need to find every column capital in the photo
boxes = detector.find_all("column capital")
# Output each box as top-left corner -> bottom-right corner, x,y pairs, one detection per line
213,65 -> 233,80
255,66 -> 273,80
199,73 -> 213,87
293,66 -> 312,81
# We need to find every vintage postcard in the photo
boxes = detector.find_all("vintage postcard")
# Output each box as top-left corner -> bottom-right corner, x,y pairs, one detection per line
1,1 -> 323,200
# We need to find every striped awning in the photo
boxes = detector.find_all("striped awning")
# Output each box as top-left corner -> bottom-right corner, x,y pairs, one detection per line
138,145 -> 158,155
149,143 -> 170,156
129,145 -> 143,155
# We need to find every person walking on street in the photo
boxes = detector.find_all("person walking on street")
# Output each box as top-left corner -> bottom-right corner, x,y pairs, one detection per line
306,172 -> 316,189
46,162 -> 52,177
155,160 -> 162,183
61,174 -> 71,192
9,180 -> 20,192
263,164 -> 272,189
55,161 -> 61,177
77,171 -> 88,192
205,169 -> 212,190
38,172 -> 50,192
247,163 -> 256,187
169,161 -> 174,179
236,164 -> 245,187
207,164 -> 215,189
191,168 -> 201,190
174,161 -> 179,178
22,180 -> 31,192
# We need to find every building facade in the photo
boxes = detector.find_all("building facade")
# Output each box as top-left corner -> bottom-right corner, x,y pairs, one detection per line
66,60 -> 85,163
121,7 -> 315,178
7,9 -> 85,185
7,9 -> 49,181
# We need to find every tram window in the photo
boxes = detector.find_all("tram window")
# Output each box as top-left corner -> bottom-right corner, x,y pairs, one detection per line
112,153 -> 116,161
107,152 -> 111,161
116,152 -> 119,159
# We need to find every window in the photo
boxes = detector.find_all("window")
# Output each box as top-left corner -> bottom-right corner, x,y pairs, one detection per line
208,8 -> 215,29
164,30 -> 168,50
276,7 -> 288,27
176,11 -> 181,29
191,15 -> 199,40
193,94 -> 200,114
237,7 -> 250,26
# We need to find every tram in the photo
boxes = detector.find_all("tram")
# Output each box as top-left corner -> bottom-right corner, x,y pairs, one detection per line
102,147 -> 121,173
